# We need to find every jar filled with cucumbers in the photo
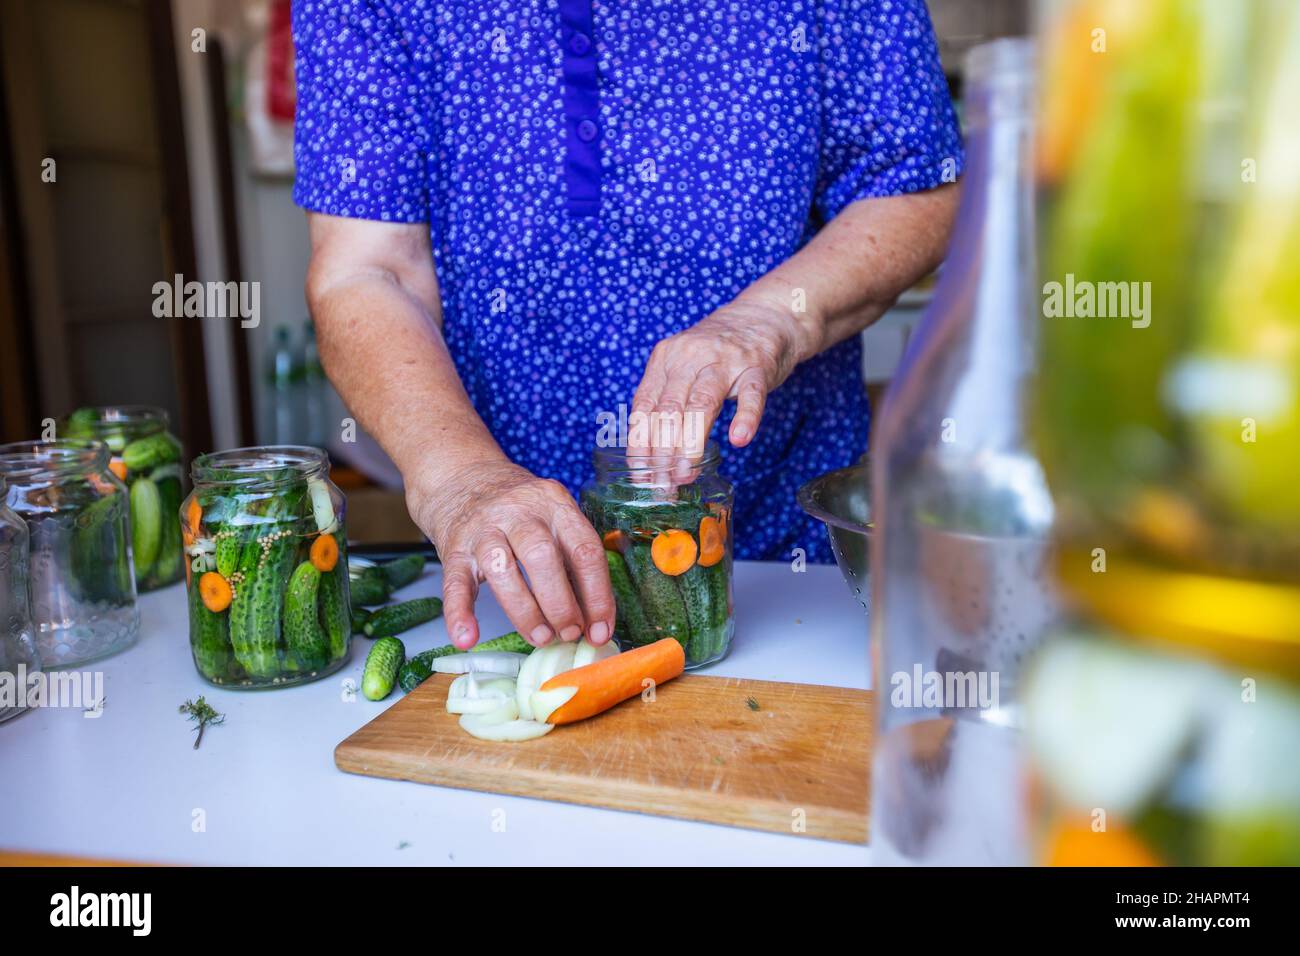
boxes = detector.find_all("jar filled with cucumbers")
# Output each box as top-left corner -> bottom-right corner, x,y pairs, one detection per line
62,406 -> 185,591
0,439 -> 139,667
1,476 -> 41,722
182,446 -> 351,688
580,441 -> 733,669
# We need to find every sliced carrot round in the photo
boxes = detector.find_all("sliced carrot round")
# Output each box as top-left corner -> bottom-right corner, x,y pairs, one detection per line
310,533 -> 339,572
602,529 -> 627,552
108,457 -> 128,481
1044,819 -> 1161,867
198,572 -> 232,613
697,516 -> 724,567
651,529 -> 697,576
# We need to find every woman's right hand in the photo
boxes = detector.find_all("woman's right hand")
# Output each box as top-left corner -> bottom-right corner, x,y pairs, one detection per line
407,457 -> 615,651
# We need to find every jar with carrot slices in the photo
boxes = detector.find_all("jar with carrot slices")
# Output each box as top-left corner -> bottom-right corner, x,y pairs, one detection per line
581,441 -> 733,669
182,446 -> 351,687
62,406 -> 185,591
0,439 -> 139,666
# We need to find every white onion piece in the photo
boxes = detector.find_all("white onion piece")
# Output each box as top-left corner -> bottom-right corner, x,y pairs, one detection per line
458,714 -> 554,742
514,644 -> 546,720
573,636 -> 620,669
515,642 -> 577,720
432,652 -> 526,676
530,686 -> 578,724
447,696 -> 519,717
308,478 -> 335,533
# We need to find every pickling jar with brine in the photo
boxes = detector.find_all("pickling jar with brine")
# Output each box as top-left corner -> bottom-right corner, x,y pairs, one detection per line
62,405 -> 185,591
1,476 -> 40,722
0,440 -> 139,667
580,442 -> 733,669
183,446 -> 351,688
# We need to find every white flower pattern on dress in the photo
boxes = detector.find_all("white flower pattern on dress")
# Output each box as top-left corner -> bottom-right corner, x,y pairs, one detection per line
292,0 -> 962,561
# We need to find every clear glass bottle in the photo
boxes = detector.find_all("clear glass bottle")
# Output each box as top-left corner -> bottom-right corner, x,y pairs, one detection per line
869,38 -> 1056,865
1025,0 -> 1300,866
1,476 -> 41,722
0,440 -> 139,667
62,405 -> 186,591
581,442 -> 733,669
183,446 -> 351,688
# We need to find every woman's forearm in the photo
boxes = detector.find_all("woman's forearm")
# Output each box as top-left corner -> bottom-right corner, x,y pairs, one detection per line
742,183 -> 960,361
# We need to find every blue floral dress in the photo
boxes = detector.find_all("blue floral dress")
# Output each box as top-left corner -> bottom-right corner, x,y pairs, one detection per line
292,0 -> 961,561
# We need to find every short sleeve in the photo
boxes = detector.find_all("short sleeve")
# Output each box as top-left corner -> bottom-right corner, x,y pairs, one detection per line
814,0 -> 963,221
291,0 -> 431,222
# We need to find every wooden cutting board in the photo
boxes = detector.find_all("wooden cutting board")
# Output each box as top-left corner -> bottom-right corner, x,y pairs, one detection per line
336,673 -> 872,843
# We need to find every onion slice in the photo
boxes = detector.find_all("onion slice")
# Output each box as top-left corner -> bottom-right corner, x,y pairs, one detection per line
432,652 -> 526,677
458,714 -> 554,742
448,696 -> 520,718
573,637 -> 620,669
530,686 -> 578,724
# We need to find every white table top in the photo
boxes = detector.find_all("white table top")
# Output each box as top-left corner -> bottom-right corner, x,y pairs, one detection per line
0,561 -> 873,865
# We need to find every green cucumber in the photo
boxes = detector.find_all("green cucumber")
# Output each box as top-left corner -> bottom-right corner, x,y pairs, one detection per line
228,491 -> 304,677
398,656 -> 434,694
351,606 -> 372,635
151,475 -> 184,585
121,431 -> 180,472
469,631 -> 533,655
363,597 -> 443,638
705,560 -> 732,658
605,549 -> 653,647
403,643 -> 465,673
380,554 -> 426,589
189,574 -> 235,681
623,543 -> 690,647
349,567 -> 391,607
679,563 -> 715,664
284,561 -> 330,670
362,636 -> 405,700
215,531 -> 241,578
318,550 -> 351,660
129,477 -> 161,580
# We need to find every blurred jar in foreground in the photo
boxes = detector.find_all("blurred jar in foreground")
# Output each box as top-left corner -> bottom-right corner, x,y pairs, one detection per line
870,38 -> 1056,865
1030,0 -> 1300,864
1,477 -> 41,722
63,405 -> 186,591
183,446 -> 351,688
0,440 -> 139,667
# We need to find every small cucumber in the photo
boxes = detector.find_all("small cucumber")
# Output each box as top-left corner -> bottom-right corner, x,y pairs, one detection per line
351,606 -> 372,635
189,572 -> 235,682
623,543 -> 690,647
284,561 -> 329,670
363,597 -> 443,638
318,546 -> 351,660
469,631 -> 533,655
380,554 -> 425,590
605,549 -> 653,647
122,431 -> 180,472
397,656 -> 433,694
150,475 -> 184,586
215,531 -> 241,579
679,563 -> 715,664
349,567 -> 391,607
129,476 -> 162,579
362,636 -> 405,700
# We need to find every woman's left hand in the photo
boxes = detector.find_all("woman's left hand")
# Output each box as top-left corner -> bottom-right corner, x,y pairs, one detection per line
630,295 -> 819,459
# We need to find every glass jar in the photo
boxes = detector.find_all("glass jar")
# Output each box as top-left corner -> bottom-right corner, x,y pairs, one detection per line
1,477 -> 41,722
0,440 -> 139,667
183,446 -> 351,688
869,38 -> 1055,865
62,405 -> 185,591
580,442 -> 733,669
1024,0 -> 1300,866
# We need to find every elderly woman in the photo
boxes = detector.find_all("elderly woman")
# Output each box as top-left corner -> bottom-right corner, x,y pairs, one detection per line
294,0 -> 961,651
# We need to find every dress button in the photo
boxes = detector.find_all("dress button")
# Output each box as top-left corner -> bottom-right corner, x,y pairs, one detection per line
576,119 -> 598,142
569,32 -> 591,55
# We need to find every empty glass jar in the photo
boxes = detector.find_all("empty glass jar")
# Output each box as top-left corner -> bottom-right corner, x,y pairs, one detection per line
62,405 -> 185,591
1,477 -> 40,722
0,440 -> 139,667
581,442 -> 734,669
